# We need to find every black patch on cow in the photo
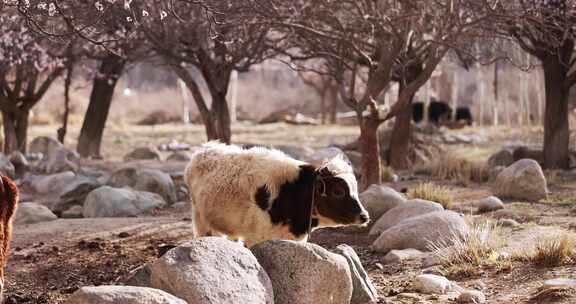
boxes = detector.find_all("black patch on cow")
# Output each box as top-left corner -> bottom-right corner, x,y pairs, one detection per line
267,164 -> 316,237
255,186 -> 270,210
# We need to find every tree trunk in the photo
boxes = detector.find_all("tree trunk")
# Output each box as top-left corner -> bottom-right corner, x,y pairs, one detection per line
542,56 -> 570,169
77,55 -> 125,158
2,109 -> 30,154
328,88 -> 338,124
388,82 -> 415,170
359,113 -> 381,190
320,90 -> 327,124
58,64 -> 73,144
210,91 -> 232,144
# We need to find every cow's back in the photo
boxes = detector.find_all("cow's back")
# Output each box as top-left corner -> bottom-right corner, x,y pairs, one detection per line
185,142 -> 304,206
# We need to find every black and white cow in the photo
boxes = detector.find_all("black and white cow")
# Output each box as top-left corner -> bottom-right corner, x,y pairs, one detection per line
184,141 -> 369,247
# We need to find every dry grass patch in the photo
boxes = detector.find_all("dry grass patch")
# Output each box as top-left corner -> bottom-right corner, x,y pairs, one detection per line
416,152 -> 490,185
516,234 -> 576,267
530,286 -> 576,303
428,221 -> 505,278
381,166 -> 396,183
408,182 -> 454,209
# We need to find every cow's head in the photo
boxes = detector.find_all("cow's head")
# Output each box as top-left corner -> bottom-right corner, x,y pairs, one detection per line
313,155 -> 369,227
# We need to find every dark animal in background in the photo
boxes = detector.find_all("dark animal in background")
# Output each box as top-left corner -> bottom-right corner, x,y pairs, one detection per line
412,101 -> 452,124
454,107 -> 473,126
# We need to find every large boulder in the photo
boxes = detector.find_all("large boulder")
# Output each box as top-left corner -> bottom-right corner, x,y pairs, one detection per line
42,147 -> 80,174
372,211 -> 469,253
369,199 -> 443,236
0,153 -> 15,178
333,244 -> 378,304
83,186 -> 166,218
150,238 -> 273,304
65,286 -> 186,304
124,147 -> 161,161
108,168 -> 178,205
252,240 -> 352,304
32,171 -> 76,195
14,202 -> 58,225
493,159 -> 548,201
487,149 -> 514,168
29,136 -> 63,158
360,185 -> 406,221
54,176 -> 102,215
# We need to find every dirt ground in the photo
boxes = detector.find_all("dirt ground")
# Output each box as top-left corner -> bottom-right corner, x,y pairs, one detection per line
5,122 -> 576,303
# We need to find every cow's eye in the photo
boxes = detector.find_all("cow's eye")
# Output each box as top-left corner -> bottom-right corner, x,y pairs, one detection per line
332,188 -> 345,198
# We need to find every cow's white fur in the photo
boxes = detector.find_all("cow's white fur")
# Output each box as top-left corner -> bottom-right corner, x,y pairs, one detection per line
184,141 -> 354,247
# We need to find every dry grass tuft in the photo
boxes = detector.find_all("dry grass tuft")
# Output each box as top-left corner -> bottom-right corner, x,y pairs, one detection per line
428,221 -> 505,278
408,183 -> 454,209
530,286 -> 576,303
416,152 -> 490,185
518,234 -> 575,267
381,166 -> 396,183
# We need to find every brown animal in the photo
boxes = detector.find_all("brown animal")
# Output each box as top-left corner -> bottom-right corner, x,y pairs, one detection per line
0,176 -> 18,299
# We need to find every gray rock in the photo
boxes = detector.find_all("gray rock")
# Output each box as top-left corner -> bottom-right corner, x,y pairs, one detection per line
124,147 -> 161,161
166,152 -> 191,162
382,249 -> 424,264
108,168 -> 177,205
412,274 -> 453,295
475,196 -> 505,214
32,171 -> 76,194
43,147 -> 80,174
457,290 -> 486,303
55,177 -> 102,214
61,205 -> 84,219
252,240 -> 352,304
29,136 -> 63,158
333,244 -> 378,304
498,218 -> 520,228
124,264 -> 153,287
360,185 -> 406,221
493,159 -> 548,201
372,211 -> 469,253
9,151 -> 29,177
369,199 -> 443,236
273,145 -> 315,161
487,149 -> 514,168
83,186 -> 166,218
15,202 -> 58,225
0,153 -> 15,178
150,237 -> 273,304
65,285 -> 186,304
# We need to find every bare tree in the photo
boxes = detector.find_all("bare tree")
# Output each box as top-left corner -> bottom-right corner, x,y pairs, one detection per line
500,0 -> 575,168
255,0 -> 499,185
140,0 -> 280,143
0,15 -> 64,153
298,67 -> 339,124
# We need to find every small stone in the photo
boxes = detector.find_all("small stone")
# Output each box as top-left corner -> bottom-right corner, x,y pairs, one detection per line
457,290 -> 486,303
476,196 -> 505,214
382,249 -> 424,264
498,219 -> 520,228
413,274 -> 452,295
470,280 -> 487,291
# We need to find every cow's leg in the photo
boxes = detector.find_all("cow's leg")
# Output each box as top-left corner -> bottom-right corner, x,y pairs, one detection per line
193,208 -> 213,237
